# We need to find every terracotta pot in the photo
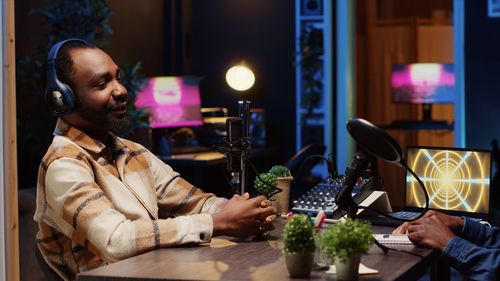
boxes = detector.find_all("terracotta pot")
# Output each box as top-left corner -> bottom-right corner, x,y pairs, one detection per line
284,251 -> 314,278
334,252 -> 361,281
271,176 -> 293,214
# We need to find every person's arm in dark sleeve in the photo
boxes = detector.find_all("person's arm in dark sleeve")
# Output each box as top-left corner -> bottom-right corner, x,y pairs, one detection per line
443,236 -> 500,281
459,217 -> 500,248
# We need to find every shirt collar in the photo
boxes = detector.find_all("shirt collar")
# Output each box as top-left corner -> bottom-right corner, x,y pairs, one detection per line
54,118 -> 129,155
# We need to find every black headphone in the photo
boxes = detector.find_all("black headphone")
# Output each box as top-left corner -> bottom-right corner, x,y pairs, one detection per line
45,38 -> 90,116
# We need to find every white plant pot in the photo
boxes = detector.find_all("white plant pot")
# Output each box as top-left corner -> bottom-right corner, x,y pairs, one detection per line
334,252 -> 361,281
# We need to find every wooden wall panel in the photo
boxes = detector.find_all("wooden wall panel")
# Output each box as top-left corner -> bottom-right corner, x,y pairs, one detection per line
4,0 -> 19,280
357,0 -> 454,208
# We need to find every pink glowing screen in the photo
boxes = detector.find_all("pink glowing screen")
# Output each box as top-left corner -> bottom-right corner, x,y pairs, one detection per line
391,63 -> 455,104
134,77 -> 203,128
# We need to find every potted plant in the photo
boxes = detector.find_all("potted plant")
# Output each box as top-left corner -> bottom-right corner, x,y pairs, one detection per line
254,165 -> 293,214
317,219 -> 374,281
269,165 -> 293,214
283,214 -> 316,278
253,172 -> 278,198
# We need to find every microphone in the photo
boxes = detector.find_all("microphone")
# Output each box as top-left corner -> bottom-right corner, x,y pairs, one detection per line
335,150 -> 371,218
225,117 -> 243,174
218,100 -> 252,194
238,100 -> 251,138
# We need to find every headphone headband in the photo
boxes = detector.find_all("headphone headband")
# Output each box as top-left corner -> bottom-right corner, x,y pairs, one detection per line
45,38 -> 90,116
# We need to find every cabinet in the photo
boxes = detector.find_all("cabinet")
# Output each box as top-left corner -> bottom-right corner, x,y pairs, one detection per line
295,0 -> 333,155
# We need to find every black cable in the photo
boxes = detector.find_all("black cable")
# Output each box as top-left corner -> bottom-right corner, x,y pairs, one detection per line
326,152 -> 339,178
244,156 -> 282,199
373,239 -> 389,254
213,136 -> 253,193
219,161 -> 238,195
294,155 -> 334,183
354,159 -> 430,222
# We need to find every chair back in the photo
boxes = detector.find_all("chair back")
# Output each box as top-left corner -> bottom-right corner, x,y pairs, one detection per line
285,144 -> 326,175
285,144 -> 327,200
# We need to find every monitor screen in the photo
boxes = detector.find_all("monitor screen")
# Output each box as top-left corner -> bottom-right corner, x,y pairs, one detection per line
405,146 -> 492,215
134,76 -> 203,128
391,63 -> 455,104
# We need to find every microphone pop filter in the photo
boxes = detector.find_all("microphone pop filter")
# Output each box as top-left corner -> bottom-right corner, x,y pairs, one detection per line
346,118 -> 403,166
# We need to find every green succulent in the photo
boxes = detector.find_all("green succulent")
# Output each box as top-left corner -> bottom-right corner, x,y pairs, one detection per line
283,214 -> 316,254
253,172 -> 278,197
317,219 -> 373,263
269,165 -> 291,178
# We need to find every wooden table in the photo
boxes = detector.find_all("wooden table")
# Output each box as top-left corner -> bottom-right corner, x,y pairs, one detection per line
77,219 -> 446,281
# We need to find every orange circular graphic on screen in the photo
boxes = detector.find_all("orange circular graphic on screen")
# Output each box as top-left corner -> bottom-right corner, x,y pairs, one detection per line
407,149 -> 489,213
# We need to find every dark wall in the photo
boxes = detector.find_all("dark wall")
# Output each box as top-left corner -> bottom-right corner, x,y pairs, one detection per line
15,0 -> 165,188
107,0 -> 165,76
189,0 -> 296,164
465,0 -> 500,149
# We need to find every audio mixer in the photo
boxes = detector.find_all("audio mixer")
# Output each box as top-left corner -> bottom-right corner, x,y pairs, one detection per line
291,175 -> 381,219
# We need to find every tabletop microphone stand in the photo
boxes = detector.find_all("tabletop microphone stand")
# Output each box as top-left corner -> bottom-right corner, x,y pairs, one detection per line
238,100 -> 251,194
336,150 -> 389,254
222,100 -> 252,195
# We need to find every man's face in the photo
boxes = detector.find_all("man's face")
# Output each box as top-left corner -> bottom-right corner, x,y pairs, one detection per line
68,48 -> 130,134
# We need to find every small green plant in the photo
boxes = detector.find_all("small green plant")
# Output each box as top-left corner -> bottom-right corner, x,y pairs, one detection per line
269,165 -> 292,178
283,214 -> 316,254
317,219 -> 373,263
254,165 -> 291,197
253,172 -> 278,197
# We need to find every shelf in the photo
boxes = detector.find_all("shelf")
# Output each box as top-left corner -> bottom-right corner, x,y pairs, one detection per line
299,15 -> 324,21
378,120 -> 454,131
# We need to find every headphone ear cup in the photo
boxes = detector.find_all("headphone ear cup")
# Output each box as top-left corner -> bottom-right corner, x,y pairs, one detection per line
45,83 -> 76,116
45,38 -> 88,116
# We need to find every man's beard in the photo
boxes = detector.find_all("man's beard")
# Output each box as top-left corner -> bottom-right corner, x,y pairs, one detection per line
77,101 -> 131,136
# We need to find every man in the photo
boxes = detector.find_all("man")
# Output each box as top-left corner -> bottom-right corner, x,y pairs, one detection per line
34,39 -> 276,281
393,210 -> 500,280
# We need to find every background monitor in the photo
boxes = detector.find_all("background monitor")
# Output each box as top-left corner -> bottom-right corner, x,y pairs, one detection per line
391,63 -> 455,104
135,76 -> 203,128
405,146 -> 492,217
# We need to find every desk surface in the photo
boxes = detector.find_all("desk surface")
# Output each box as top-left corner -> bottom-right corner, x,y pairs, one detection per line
77,219 -> 437,281
161,147 -> 271,168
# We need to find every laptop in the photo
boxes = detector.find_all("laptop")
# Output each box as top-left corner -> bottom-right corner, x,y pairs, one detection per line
367,145 -> 493,226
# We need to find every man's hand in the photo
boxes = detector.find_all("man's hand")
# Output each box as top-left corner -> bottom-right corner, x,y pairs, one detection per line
406,215 -> 455,251
212,195 -> 277,238
393,210 -> 464,235
231,193 -> 277,223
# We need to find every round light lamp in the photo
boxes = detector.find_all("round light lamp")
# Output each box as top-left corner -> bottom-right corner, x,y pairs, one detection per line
225,64 -> 255,91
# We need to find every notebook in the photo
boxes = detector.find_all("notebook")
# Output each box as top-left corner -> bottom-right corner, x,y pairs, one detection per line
367,146 -> 493,226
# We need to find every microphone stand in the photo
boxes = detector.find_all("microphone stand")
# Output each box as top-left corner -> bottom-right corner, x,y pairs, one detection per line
342,202 -> 390,254
336,150 -> 389,254
237,100 -> 251,194
219,100 -> 252,195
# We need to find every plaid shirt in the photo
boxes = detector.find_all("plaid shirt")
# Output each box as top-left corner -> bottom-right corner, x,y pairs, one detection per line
34,119 -> 225,281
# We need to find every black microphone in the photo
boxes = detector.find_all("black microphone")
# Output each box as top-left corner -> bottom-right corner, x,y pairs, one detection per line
335,150 -> 371,218
226,117 -> 243,173
238,100 -> 251,138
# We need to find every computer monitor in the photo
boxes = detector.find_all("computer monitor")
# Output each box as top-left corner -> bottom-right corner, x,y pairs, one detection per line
405,146 -> 492,218
391,63 -> 455,104
134,76 -> 203,128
